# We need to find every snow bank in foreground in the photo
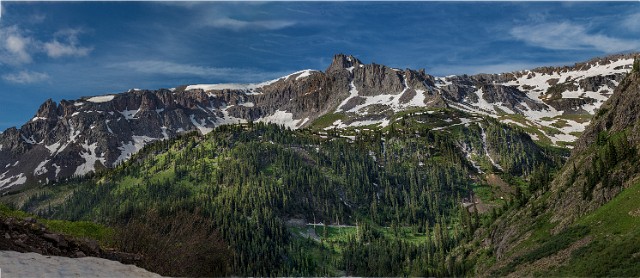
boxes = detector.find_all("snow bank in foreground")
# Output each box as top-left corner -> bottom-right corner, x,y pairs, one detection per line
0,251 -> 162,277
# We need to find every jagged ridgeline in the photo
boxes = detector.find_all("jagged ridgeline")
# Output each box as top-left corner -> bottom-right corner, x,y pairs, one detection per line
4,109 -> 563,276
0,53 -> 633,191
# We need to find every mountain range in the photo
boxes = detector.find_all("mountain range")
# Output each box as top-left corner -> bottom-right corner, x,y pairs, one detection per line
0,53 -> 635,192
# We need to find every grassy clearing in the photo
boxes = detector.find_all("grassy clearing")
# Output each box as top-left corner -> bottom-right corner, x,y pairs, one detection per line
550,119 -> 569,129
43,219 -> 114,243
0,204 -> 114,244
472,183 -> 508,206
499,182 -> 640,276
577,181 -> 640,235
539,181 -> 640,276
311,113 -> 345,129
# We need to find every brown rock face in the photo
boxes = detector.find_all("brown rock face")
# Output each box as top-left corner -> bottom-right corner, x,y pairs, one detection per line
573,72 -> 640,153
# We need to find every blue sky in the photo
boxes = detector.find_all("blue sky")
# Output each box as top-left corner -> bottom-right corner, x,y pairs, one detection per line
1,1 -> 639,130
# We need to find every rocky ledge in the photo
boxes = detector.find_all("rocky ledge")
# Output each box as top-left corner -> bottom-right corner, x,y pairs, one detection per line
0,215 -> 140,265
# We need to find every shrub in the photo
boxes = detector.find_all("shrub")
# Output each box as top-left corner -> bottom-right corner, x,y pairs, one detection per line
114,209 -> 232,277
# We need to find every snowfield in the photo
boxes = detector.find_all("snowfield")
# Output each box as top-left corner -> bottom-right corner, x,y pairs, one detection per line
0,251 -> 162,278
86,95 -> 115,103
185,70 -> 318,92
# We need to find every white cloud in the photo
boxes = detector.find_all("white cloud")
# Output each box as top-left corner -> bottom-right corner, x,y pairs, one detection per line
510,22 -> 640,53
43,28 -> 92,58
204,17 -> 296,31
0,25 -> 91,65
2,70 -> 49,84
0,26 -> 34,65
44,40 -> 92,58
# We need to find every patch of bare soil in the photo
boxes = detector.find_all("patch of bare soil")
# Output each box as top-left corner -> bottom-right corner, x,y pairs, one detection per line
486,173 -> 514,195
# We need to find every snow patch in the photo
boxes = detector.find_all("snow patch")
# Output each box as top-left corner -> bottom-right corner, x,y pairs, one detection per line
119,109 -> 139,120
114,136 -> 157,166
31,117 -> 47,122
336,81 -> 360,112
186,83 -> 255,91
0,250 -> 161,278
74,142 -> 106,176
190,115 -> 214,135
297,117 -> 310,128
34,159 -> 50,176
408,89 -> 427,107
295,69 -> 315,80
186,70 -> 318,92
161,126 -> 169,139
0,173 -> 27,189
215,109 -> 247,126
21,135 -> 36,144
479,124 -> 503,171
257,110 -> 303,129
105,120 -> 113,134
86,95 -> 115,103
52,163 -> 61,178
332,119 -> 390,129
460,142 -> 484,174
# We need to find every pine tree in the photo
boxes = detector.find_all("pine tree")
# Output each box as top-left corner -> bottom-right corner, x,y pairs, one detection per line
633,56 -> 640,73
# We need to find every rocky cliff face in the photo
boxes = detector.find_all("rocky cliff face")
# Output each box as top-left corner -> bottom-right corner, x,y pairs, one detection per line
547,71 -> 640,226
0,53 -> 635,191
486,71 -> 640,273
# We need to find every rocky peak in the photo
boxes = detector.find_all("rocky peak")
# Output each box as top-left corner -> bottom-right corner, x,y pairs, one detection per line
326,54 -> 362,73
352,63 -> 405,96
35,99 -> 59,120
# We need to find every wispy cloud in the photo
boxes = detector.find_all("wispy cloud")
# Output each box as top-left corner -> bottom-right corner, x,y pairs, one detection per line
0,25 -> 92,65
44,28 -> 93,58
0,26 -> 34,65
2,70 -> 49,84
510,22 -> 640,53
204,17 -> 296,31
623,13 -> 640,32
112,60 -> 287,82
